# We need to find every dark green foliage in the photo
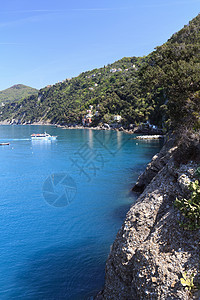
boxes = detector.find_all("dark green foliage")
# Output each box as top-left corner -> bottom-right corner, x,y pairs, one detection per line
140,14 -> 200,130
195,166 -> 200,178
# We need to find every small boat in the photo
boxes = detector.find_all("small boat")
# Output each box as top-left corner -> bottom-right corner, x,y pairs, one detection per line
0,142 -> 10,146
31,132 -> 57,140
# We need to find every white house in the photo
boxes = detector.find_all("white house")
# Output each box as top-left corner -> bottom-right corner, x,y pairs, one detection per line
114,115 -> 122,122
87,110 -> 92,115
110,68 -> 117,73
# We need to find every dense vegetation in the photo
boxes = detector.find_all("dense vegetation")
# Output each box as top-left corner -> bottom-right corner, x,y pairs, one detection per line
175,179 -> 200,230
0,58 -> 146,125
140,14 -> 200,131
0,14 -> 200,130
0,84 -> 38,104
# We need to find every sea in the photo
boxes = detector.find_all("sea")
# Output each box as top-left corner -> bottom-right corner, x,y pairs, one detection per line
0,125 -> 163,299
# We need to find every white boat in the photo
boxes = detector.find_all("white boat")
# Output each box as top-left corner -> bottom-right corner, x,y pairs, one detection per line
31,132 -> 57,140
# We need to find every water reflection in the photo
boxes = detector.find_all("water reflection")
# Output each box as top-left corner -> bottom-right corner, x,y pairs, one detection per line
31,139 -> 56,149
88,129 -> 93,148
116,131 -> 123,150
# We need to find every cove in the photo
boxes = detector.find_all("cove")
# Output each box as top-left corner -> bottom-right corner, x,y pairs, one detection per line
0,125 -> 163,299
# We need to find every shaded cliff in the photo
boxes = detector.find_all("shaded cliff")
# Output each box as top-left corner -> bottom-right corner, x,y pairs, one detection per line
97,134 -> 200,299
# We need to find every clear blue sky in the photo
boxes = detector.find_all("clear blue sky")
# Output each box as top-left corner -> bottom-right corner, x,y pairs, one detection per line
0,0 -> 199,90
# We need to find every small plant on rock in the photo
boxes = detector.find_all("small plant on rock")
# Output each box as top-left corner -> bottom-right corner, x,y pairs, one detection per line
180,271 -> 195,291
175,180 -> 200,230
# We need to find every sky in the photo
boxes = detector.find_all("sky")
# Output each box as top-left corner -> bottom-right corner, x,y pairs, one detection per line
0,0 -> 199,90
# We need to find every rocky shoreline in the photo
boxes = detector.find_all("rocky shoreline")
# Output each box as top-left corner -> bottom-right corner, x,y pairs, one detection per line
97,135 -> 200,299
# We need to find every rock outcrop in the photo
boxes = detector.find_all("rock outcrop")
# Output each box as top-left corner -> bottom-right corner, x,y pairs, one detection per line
97,135 -> 200,299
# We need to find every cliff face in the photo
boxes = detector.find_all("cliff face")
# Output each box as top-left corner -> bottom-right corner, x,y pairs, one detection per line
97,136 -> 200,299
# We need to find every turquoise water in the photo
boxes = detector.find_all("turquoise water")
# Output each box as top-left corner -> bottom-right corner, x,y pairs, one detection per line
0,126 -> 163,299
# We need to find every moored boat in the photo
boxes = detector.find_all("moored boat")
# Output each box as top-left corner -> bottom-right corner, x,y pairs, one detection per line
0,142 -> 10,145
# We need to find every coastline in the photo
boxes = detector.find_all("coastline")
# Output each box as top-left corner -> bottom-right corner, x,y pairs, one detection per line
96,135 -> 200,299
1,123 -> 198,298
0,121 -> 164,138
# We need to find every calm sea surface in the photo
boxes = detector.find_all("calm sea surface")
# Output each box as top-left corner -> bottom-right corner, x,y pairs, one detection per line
0,126 -> 163,299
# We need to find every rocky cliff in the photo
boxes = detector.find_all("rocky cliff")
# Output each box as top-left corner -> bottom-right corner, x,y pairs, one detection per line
97,134 -> 200,299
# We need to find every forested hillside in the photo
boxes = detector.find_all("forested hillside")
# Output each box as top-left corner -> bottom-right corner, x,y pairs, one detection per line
139,14 -> 200,130
0,57 -> 146,125
0,14 -> 199,129
0,84 -> 38,104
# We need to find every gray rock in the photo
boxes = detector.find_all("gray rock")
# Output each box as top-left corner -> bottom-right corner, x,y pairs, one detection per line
97,136 -> 200,300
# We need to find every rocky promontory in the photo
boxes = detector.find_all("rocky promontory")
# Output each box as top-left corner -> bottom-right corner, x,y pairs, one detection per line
97,134 -> 200,299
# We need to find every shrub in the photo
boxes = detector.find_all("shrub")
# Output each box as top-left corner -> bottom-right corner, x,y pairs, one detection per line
175,180 -> 200,230
180,271 -> 195,291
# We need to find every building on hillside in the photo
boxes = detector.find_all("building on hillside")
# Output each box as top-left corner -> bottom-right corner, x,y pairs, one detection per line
138,122 -> 158,131
113,115 -> 122,122
82,108 -> 93,126
82,116 -> 92,126
110,68 -> 123,73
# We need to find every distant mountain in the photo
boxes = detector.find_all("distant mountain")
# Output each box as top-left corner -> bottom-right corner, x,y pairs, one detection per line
0,84 -> 38,104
